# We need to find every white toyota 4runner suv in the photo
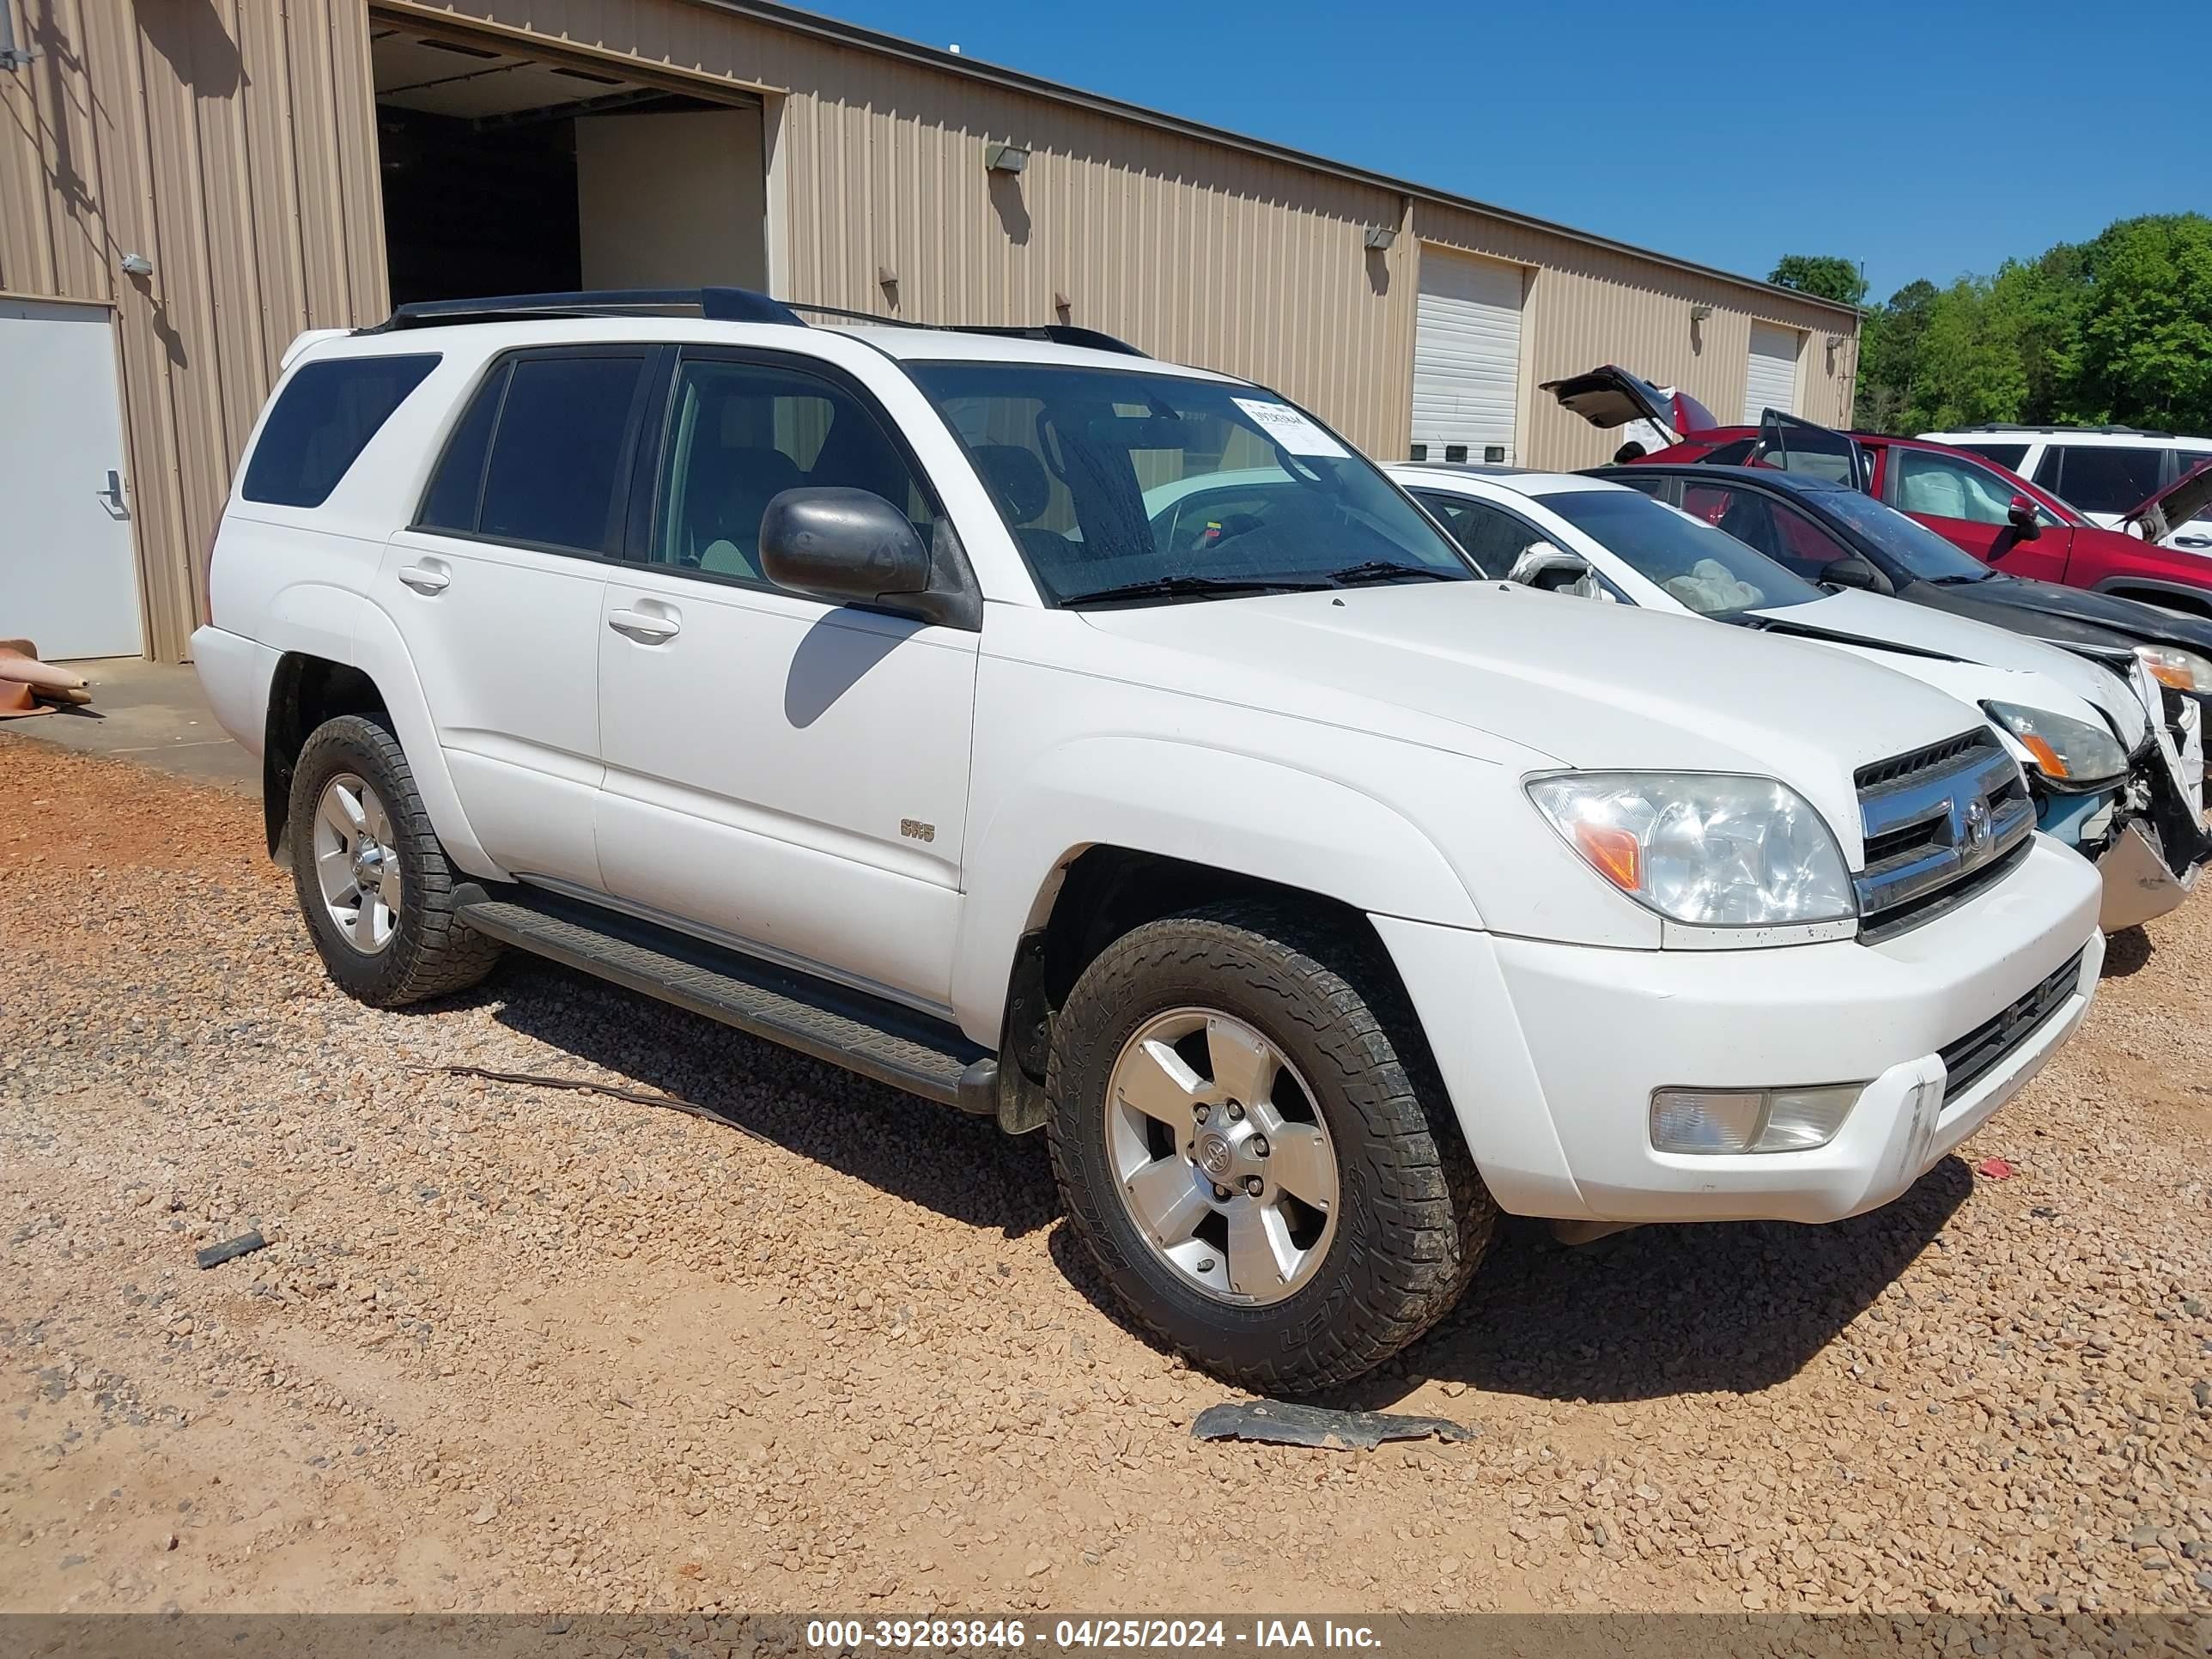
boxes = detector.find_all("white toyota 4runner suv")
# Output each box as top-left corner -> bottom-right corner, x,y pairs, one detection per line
195,289 -> 2106,1393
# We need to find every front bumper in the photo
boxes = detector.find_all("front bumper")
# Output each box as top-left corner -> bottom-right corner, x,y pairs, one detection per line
1376,833 -> 2104,1225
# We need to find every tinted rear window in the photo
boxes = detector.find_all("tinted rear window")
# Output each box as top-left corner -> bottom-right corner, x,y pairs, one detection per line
241,354 -> 440,507
416,362 -> 508,534
2051,445 -> 2166,514
477,354 -> 647,555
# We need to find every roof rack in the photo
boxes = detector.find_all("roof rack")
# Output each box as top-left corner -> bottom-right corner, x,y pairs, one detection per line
358,287 -> 1148,356
360,287 -> 806,333
1952,422 -> 2176,437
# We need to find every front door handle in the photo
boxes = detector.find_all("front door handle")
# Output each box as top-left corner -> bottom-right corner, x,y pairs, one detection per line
608,607 -> 680,644
398,562 -> 451,595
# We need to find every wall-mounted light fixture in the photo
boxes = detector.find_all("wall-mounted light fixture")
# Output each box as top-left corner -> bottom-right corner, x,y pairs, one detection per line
120,252 -> 155,277
877,264 -> 899,299
1363,225 -> 1398,252
985,142 -> 1030,174
1688,303 -> 1713,322
0,2 -> 36,71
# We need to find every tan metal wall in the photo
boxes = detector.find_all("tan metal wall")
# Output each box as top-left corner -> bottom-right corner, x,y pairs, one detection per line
381,0 -> 1419,451
3,0 -> 1857,658
0,0 -> 387,661
386,2 -> 1855,465
1413,202 -> 1858,470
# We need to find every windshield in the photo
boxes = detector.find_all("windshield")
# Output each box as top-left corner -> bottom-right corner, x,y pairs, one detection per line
1815,487 -> 2001,583
905,362 -> 1473,604
1535,488 -> 1827,617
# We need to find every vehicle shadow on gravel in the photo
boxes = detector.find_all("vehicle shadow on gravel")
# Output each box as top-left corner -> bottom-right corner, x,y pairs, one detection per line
2101,925 -> 2154,978
1049,1154 -> 1972,1405
1388,1157 -> 1975,1405
477,958 -> 1060,1238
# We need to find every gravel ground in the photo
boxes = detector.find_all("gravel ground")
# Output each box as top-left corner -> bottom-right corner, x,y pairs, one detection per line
3,734 -> 2209,1620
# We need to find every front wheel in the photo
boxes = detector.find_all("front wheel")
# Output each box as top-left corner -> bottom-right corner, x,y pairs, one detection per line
288,713 -> 501,1006
1047,902 -> 1495,1394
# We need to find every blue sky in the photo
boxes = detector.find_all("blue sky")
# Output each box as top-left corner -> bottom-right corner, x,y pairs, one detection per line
814,0 -> 2204,303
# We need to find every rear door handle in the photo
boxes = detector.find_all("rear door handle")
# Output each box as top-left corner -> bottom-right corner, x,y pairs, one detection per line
609,607 -> 680,644
398,562 -> 451,594
2174,535 -> 2211,550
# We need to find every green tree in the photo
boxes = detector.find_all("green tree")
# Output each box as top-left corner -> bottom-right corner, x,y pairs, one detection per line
1854,279 -> 1936,430
1905,277 -> 2028,430
2067,214 -> 2212,431
1768,254 -> 1869,308
1844,212 -> 2212,436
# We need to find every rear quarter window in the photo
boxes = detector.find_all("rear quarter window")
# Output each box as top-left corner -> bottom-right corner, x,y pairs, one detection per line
241,354 -> 440,507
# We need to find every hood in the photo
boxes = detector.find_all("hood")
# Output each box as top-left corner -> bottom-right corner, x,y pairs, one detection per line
1079,581 -> 2002,846
2124,455 -> 2212,540
1539,366 -> 1721,444
1909,570 -> 2212,659
1759,590 -> 2147,749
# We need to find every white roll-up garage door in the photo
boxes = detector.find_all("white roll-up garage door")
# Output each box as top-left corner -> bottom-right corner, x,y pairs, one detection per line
1411,248 -> 1524,464
1742,323 -> 1802,422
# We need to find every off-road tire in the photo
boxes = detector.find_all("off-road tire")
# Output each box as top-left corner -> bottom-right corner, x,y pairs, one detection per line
288,714 -> 501,1006
1048,900 -> 1495,1393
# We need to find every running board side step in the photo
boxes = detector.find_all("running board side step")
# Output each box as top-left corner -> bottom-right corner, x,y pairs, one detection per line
453,884 -> 998,1115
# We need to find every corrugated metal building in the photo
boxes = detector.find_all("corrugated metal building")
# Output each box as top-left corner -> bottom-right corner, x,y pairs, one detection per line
0,0 -> 1859,662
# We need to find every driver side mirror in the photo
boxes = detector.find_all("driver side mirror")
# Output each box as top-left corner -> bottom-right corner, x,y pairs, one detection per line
1817,554 -> 1893,595
762,488 -> 933,606
2007,495 -> 2043,541
1508,541 -> 1595,593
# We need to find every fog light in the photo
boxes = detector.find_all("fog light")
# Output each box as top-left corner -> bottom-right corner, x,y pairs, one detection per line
1650,1089 -> 1764,1153
1650,1085 -> 1863,1154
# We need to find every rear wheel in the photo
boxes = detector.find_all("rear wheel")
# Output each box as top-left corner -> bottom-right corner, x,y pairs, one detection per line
1048,901 -> 1494,1394
288,714 -> 501,1006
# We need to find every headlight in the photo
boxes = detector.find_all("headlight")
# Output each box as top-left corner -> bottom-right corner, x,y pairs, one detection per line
2136,643 -> 2212,694
1525,771 -> 1856,927
1981,701 -> 2128,787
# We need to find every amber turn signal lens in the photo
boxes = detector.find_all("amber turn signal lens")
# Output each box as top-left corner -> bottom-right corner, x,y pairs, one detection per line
1571,820 -> 1643,892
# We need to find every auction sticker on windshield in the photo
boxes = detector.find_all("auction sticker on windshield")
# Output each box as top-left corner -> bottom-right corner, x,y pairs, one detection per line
1231,398 -> 1348,459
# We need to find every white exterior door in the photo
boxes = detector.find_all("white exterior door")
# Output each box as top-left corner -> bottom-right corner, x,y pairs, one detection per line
592,349 -> 977,1011
1411,249 -> 1523,464
0,299 -> 142,659
1742,323 -> 1802,422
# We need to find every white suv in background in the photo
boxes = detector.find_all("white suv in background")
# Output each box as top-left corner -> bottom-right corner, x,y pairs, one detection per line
1923,425 -> 2212,550
192,289 -> 2105,1393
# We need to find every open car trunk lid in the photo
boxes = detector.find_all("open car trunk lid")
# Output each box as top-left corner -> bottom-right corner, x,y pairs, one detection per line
2123,455 -> 2212,542
1538,366 -> 1720,447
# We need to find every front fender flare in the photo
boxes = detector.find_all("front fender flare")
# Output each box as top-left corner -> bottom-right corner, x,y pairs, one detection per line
949,736 -> 1483,1042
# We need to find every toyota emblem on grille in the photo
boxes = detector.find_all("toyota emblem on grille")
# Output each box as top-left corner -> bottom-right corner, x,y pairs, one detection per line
1963,796 -> 1992,853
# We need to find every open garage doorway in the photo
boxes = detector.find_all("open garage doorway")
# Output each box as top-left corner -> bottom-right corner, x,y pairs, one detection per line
370,19 -> 769,306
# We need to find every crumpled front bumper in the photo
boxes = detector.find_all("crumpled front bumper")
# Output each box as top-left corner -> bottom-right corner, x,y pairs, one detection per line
2097,820 -> 2197,931
2063,696 -> 2209,932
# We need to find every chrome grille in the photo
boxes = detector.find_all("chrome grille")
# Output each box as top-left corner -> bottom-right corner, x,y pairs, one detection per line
1855,730 -> 2035,943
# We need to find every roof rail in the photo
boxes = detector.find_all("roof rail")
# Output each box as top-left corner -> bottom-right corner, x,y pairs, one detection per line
359,287 -> 805,333
780,301 -> 1147,356
949,323 -> 1148,357
359,288 -> 1148,356
1954,422 -> 2176,437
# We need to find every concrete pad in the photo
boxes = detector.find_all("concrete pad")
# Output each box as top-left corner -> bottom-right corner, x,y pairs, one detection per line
0,656 -> 258,796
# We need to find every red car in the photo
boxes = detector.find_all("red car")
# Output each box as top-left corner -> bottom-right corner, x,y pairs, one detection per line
1540,367 -> 2212,619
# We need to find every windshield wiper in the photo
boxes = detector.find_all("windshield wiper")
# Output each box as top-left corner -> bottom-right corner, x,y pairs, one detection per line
1060,574 -> 1334,608
1926,571 -> 2000,586
1322,559 -> 1458,586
